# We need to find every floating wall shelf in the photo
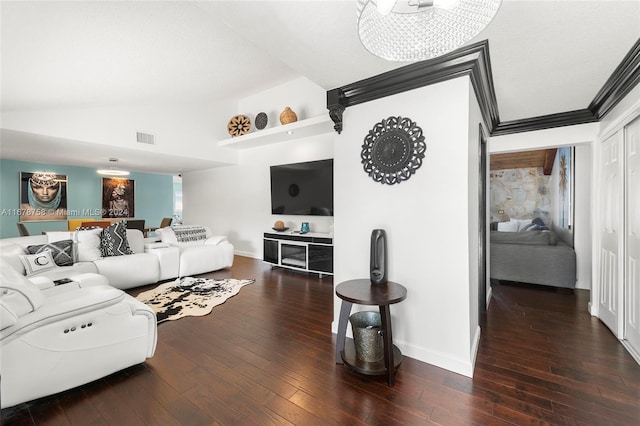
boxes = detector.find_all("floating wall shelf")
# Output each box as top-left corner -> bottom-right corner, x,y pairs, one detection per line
218,115 -> 334,149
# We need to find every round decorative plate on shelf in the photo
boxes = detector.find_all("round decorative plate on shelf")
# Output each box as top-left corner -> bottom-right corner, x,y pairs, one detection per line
361,116 -> 426,185
255,112 -> 268,130
227,115 -> 251,137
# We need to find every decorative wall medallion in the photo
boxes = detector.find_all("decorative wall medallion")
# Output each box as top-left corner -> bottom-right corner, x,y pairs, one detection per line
227,115 -> 251,137
361,116 -> 426,184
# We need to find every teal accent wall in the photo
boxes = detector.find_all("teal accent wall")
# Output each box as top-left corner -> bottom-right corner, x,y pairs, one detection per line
0,159 -> 174,238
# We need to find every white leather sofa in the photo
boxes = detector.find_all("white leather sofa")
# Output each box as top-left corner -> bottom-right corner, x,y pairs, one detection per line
154,226 -> 235,277
0,229 -> 160,290
0,260 -> 157,409
0,227 -> 234,290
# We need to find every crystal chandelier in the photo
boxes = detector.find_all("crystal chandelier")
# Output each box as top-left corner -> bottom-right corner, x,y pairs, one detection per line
357,0 -> 502,62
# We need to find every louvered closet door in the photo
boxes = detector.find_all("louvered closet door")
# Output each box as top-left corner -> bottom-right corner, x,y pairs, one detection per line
625,116 -> 640,354
599,132 -> 623,336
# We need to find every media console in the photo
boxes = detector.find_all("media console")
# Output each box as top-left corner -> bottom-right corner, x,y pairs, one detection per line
263,232 -> 333,277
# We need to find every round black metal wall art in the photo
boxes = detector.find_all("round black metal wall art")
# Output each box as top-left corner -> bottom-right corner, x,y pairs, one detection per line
361,116 -> 426,185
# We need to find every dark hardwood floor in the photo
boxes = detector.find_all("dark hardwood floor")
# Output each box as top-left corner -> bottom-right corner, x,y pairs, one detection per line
2,256 -> 639,425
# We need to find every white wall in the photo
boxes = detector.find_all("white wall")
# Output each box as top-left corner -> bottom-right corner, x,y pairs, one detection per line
466,83 -> 484,361
574,144 -> 592,290
182,77 -> 333,257
2,101 -> 238,164
489,124 -> 598,290
333,77 -> 481,377
183,134 -> 333,257
238,76 -> 327,128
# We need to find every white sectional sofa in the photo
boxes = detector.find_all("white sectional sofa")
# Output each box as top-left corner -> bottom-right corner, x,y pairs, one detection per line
0,224 -> 233,408
154,226 -> 235,277
0,226 -> 234,290
0,260 -> 157,409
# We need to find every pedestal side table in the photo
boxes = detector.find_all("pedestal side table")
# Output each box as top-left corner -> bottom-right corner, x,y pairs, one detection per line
335,279 -> 407,386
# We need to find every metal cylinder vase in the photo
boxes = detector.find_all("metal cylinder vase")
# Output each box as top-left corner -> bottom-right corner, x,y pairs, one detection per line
349,311 -> 384,362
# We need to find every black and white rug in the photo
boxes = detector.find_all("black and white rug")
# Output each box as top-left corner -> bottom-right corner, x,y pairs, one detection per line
136,276 -> 255,323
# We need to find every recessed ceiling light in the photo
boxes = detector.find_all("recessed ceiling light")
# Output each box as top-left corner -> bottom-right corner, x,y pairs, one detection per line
97,158 -> 130,176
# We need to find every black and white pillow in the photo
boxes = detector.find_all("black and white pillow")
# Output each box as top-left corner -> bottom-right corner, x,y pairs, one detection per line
27,239 -> 75,266
19,250 -> 59,276
100,222 -> 134,257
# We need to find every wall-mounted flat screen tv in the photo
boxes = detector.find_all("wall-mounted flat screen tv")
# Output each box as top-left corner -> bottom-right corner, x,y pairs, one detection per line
270,159 -> 333,216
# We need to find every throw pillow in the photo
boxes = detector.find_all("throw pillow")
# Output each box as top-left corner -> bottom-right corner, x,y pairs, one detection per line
27,239 -> 75,266
100,222 -> 133,257
18,250 -> 59,276
46,231 -> 75,243
497,221 -> 517,232
511,218 -> 533,232
46,231 -> 79,262
76,229 -> 103,262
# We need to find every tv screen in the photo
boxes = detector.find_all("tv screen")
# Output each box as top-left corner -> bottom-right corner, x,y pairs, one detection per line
270,159 -> 333,216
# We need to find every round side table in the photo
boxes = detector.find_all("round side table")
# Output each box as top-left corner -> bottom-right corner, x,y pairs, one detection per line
335,279 -> 407,386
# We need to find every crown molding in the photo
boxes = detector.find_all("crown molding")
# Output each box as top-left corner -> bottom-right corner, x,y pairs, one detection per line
327,37 -> 640,137
491,109 -> 598,137
589,38 -> 640,120
327,40 -> 499,134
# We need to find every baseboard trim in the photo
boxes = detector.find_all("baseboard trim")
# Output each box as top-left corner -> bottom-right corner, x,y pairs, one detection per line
470,325 -> 481,376
234,250 -> 257,259
621,340 -> 640,366
331,320 -> 477,378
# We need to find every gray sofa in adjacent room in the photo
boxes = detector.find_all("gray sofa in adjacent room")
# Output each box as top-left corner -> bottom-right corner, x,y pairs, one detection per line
489,229 -> 577,289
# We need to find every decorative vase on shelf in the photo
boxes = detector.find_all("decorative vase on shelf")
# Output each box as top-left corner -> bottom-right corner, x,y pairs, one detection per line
300,222 -> 310,234
279,107 -> 297,125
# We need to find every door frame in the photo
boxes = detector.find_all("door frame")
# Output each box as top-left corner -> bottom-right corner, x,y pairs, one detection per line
478,123 -> 488,316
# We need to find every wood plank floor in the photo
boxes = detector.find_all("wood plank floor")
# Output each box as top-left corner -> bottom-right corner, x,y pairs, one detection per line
2,256 -> 639,425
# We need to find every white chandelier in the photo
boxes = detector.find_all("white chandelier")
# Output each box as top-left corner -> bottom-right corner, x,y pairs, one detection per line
357,0 -> 502,62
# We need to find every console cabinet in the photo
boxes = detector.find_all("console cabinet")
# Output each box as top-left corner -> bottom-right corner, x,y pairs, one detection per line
263,232 -> 333,277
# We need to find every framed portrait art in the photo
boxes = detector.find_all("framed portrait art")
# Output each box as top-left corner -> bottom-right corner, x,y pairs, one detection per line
102,178 -> 135,218
19,172 -> 68,222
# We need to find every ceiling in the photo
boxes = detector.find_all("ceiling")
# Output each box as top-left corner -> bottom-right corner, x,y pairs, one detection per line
1,1 -> 639,174
490,148 -> 557,175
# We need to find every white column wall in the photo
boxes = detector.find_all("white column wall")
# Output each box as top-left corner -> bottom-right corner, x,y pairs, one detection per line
466,83 -> 484,359
333,77 -> 478,376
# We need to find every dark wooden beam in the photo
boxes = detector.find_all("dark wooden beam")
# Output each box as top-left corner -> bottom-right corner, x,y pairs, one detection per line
543,148 -> 557,175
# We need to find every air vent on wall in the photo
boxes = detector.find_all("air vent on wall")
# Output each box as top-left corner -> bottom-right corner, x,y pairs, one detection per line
136,132 -> 155,145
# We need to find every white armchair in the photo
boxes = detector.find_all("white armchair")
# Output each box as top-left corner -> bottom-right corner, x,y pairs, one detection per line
0,260 -> 157,409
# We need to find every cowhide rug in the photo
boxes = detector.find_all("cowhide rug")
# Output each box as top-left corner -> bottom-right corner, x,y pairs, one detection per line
136,277 -> 255,323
